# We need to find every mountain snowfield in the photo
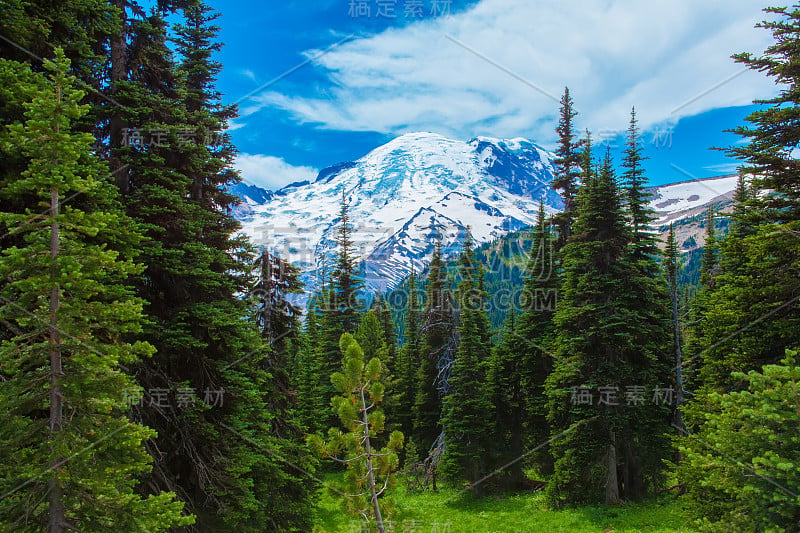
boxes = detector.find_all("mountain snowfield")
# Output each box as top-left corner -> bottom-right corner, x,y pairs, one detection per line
232,132 -> 737,295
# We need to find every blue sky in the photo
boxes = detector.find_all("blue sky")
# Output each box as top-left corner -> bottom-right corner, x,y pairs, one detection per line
206,0 -> 776,189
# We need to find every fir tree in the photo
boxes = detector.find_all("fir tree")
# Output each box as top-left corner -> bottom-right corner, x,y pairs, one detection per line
112,5 -> 315,529
0,51 -> 190,532
676,349 -> 800,530
332,190 -> 363,333
664,224 -> 685,427
699,207 -> 717,289
252,250 -> 303,352
622,107 -> 657,258
551,87 -> 582,247
677,11 -> 800,524
440,233 -> 495,491
293,294 -> 328,435
546,150 -> 671,507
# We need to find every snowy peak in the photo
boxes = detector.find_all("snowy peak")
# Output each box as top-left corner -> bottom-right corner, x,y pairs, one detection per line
231,133 -> 739,297
234,133 -> 561,294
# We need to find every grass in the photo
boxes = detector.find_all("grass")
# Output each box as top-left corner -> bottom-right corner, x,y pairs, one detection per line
313,475 -> 696,532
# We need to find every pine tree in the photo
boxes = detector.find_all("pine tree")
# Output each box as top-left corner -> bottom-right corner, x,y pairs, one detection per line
684,8 -> 800,396
546,150 -> 671,507
676,349 -> 800,530
677,10 -> 800,524
308,334 -> 404,532
440,233 -> 495,491
619,120 -> 674,500
373,295 -> 399,377
413,238 -> 453,455
0,51 -> 190,532
293,294 -> 328,434
252,250 -> 303,352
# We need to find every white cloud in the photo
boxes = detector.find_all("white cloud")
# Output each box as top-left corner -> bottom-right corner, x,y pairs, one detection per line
246,0 -> 777,146
235,153 -> 319,190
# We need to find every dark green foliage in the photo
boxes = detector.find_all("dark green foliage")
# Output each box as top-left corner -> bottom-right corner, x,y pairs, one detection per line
622,108 -> 657,259
683,6 -> 800,399
546,151 -> 671,507
105,3 -> 315,529
413,239 -> 453,455
551,87 -> 582,246
332,191 -> 363,334
356,310 -> 401,441
489,202 -> 557,484
440,234 -> 495,489
293,295 -> 329,435
252,250 -> 303,352
396,270 -> 421,451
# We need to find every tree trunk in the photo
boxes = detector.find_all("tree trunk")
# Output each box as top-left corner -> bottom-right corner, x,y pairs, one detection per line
604,431 -> 620,505
360,387 -> 385,533
48,186 -> 65,533
509,409 -> 524,487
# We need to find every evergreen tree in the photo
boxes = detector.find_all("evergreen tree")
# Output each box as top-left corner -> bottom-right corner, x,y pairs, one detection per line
622,107 -> 657,258
676,349 -> 800,530
311,192 -> 366,432
111,5 -> 315,529
699,207 -> 717,289
682,7 -> 800,398
356,310 -> 401,439
332,190 -> 363,333
677,10 -> 800,525
293,294 -> 328,435
490,201 -> 556,484
440,233 -> 495,491
413,238 -> 453,456
252,250 -> 303,352
0,51 -> 190,532
546,151 -> 671,507
373,296 -> 399,377
397,269 -> 421,453
551,87 -> 582,247
664,224 -> 685,427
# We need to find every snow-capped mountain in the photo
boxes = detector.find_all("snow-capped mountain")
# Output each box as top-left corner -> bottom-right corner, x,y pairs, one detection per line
232,132 -> 739,296
234,132 -> 562,293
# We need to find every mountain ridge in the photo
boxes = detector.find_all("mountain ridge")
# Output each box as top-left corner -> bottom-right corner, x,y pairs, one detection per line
231,133 -> 737,298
